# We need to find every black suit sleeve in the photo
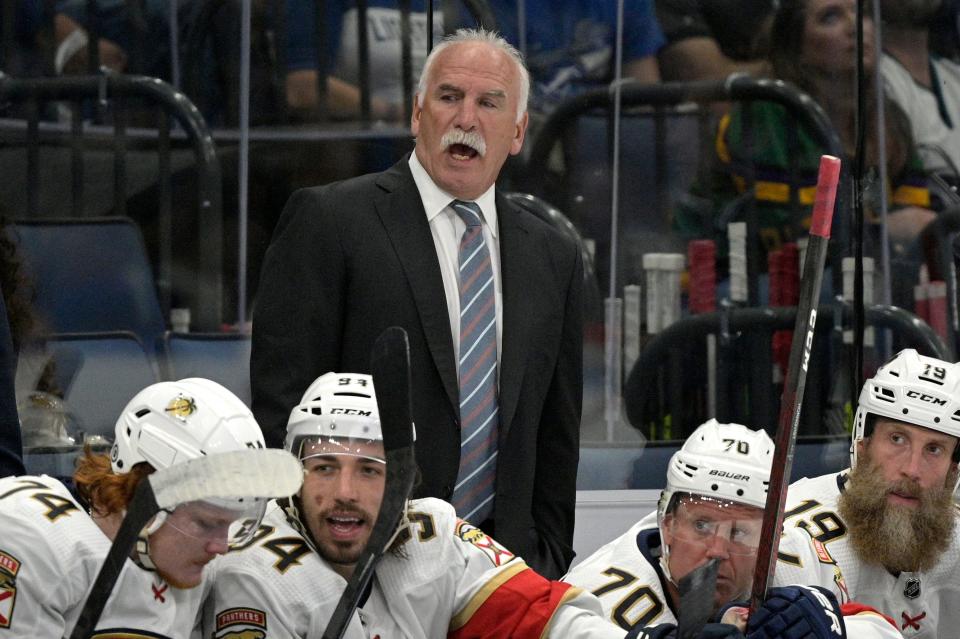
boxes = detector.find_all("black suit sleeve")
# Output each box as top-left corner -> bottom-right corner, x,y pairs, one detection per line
529,243 -> 584,578
0,283 -> 24,477
251,187 -> 346,448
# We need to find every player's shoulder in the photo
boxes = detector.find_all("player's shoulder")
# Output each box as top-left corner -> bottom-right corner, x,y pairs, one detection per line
564,519 -> 658,585
212,502 -> 345,600
216,502 -> 315,571
0,475 -> 103,551
0,474 -> 108,601
395,498 -> 458,556
0,473 -> 72,501
787,470 -> 846,507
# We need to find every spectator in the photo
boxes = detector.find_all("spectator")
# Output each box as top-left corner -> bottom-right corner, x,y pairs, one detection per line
251,28 -> 584,579
930,0 -> 960,60
0,0 -> 52,77
675,0 -> 934,268
881,0 -> 960,175
655,0 -> 776,81
281,0 -> 447,121
53,0 -> 171,77
491,0 -> 665,113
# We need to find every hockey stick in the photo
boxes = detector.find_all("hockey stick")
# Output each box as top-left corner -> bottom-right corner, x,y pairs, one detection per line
322,326 -> 417,639
69,449 -> 303,639
749,155 -> 840,612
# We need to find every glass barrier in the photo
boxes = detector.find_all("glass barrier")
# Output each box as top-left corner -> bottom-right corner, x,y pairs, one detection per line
1,0 -> 957,498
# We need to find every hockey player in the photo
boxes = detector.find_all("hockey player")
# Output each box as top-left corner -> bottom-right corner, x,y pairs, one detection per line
564,419 -> 903,639
203,372 -> 628,638
0,378 -> 297,637
776,349 -> 960,638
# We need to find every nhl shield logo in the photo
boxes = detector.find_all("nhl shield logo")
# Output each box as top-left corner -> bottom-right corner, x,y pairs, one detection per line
165,394 -> 198,421
0,550 -> 21,629
904,578 -> 921,599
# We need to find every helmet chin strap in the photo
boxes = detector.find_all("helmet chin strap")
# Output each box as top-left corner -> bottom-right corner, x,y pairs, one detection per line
281,495 -> 322,556
132,510 -> 169,571
659,542 -> 677,588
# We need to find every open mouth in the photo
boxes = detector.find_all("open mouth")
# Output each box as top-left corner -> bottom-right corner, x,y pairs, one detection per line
326,513 -> 366,538
449,143 -> 480,160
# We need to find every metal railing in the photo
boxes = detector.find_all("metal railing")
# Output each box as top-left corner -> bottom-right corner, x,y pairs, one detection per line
0,72 -> 224,331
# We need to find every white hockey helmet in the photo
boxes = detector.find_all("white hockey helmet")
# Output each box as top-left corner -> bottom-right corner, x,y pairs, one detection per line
110,379 -> 272,558
853,349 -> 960,468
111,378 -> 265,474
284,372 -> 384,463
658,419 -> 774,524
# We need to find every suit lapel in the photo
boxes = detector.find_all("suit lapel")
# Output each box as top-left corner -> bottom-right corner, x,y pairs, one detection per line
497,193 -> 536,440
373,160 -> 459,412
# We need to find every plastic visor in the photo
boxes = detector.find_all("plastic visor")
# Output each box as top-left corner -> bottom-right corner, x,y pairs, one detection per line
161,498 -> 267,546
295,434 -> 386,464
666,495 -> 764,556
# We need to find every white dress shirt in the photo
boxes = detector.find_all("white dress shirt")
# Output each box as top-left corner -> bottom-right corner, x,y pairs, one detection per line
407,152 -> 503,370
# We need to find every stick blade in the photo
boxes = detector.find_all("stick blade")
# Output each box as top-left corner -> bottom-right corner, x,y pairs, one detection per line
677,558 -> 720,639
149,449 -> 303,510
370,326 -> 414,452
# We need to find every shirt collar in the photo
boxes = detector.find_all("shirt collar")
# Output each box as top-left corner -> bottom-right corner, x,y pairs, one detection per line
408,152 -> 498,238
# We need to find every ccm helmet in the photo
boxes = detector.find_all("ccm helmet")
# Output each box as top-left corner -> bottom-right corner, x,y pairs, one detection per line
285,372 -> 383,462
658,419 -> 774,525
111,378 -> 264,474
853,349 -> 960,468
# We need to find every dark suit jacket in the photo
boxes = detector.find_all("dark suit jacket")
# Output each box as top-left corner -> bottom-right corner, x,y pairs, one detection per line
0,285 -> 24,478
251,156 -> 584,577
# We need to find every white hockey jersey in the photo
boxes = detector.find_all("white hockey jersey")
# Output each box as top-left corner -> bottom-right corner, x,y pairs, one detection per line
202,497 -> 625,638
776,470 -> 960,639
565,510 -> 901,638
563,512 -> 677,632
0,474 -> 208,638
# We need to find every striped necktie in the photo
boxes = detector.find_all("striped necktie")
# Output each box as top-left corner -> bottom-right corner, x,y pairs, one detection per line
450,199 -> 498,525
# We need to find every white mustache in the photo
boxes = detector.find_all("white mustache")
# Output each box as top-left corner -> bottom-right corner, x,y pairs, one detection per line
441,129 -> 486,157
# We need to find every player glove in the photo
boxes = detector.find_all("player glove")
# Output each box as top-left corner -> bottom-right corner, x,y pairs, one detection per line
625,622 -> 745,639
745,585 -> 846,639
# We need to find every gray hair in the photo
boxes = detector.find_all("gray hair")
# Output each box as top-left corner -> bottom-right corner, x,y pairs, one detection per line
416,28 -> 530,124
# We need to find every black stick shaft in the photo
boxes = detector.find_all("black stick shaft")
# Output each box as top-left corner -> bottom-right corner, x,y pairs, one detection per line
322,327 -> 416,639
70,479 -> 160,639
750,156 -> 840,611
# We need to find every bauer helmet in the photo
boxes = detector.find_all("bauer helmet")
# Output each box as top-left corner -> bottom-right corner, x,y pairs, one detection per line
853,349 -> 960,469
284,372 -> 383,463
111,378 -> 264,474
657,420 -> 774,587
658,419 -> 774,524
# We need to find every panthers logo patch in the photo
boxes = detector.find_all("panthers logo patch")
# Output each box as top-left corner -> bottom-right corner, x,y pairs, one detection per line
0,550 -> 20,628
164,395 -> 197,421
215,607 -> 267,639
455,520 -> 515,567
